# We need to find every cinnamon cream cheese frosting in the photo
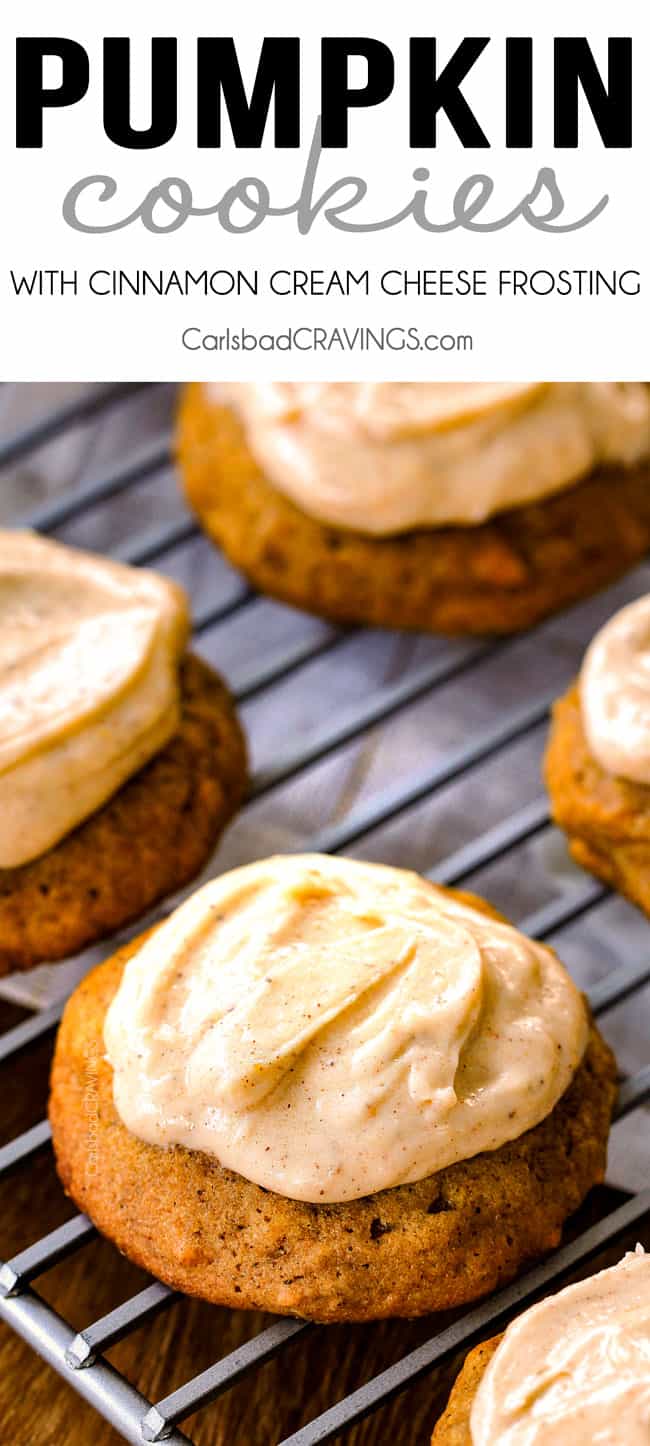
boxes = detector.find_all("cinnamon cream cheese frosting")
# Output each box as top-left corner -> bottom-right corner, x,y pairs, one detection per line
104,855 -> 588,1203
581,594 -> 650,785
212,382 -> 650,534
470,1247 -> 650,1445
0,531 -> 189,867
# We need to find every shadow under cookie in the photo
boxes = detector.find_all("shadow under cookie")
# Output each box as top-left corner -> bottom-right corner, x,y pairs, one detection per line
49,918 -> 617,1324
546,684 -> 650,919
177,385 -> 650,637
0,655 -> 248,973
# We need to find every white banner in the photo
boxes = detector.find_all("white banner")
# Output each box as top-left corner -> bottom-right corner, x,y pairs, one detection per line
0,0 -> 647,379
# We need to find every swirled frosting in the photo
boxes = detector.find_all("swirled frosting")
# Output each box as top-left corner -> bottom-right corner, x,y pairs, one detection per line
581,594 -> 650,784
104,854 -> 588,1203
213,382 -> 650,534
0,531 -> 189,867
471,1247 -> 650,1445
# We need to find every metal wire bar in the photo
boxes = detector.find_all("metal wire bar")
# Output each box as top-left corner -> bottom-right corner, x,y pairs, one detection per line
193,586 -> 254,635
0,1001 -> 64,1066
141,1319 -> 311,1443
116,517 -> 199,567
309,692 -> 553,855
235,629 -> 347,705
0,1119 -> 52,1179
0,385 -> 156,470
591,958 -> 650,1017
278,1189 -> 650,1446
615,1065 -> 650,1120
0,1215 -> 94,1297
251,642 -> 501,799
521,879 -> 609,941
0,1287 -> 192,1446
19,444 -> 172,533
429,796 -> 550,888
67,1282 -> 177,1369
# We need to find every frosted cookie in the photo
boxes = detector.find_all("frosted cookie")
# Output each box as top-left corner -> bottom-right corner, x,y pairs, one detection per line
177,382 -> 650,635
50,855 -> 616,1322
0,532 -> 247,971
431,1248 -> 650,1444
546,594 -> 650,918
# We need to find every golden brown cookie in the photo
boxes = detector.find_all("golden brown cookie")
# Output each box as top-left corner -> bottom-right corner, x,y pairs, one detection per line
49,887 -> 617,1324
0,655 -> 247,974
545,683 -> 650,918
177,385 -> 650,636
430,1334 -> 502,1445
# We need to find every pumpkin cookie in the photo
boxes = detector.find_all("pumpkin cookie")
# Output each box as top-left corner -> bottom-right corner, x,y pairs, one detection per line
546,595 -> 650,919
177,383 -> 650,636
50,860 -> 616,1323
431,1249 -> 650,1443
431,1337 -> 502,1446
0,532 -> 247,972
1,656 -> 247,973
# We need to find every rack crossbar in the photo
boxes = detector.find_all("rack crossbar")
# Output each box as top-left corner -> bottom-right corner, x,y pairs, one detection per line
430,796 -> 550,888
0,1214 -> 94,1297
0,1119 -> 52,1180
591,958 -> 650,1017
117,517 -> 199,567
521,880 -> 609,941
235,629 -> 346,704
0,385 -> 155,470
142,1319 -> 311,1442
0,1002 -> 64,1066
19,444 -> 171,533
309,692 -> 553,855
0,1287 -> 191,1446
615,1065 -> 650,1121
251,643 -> 500,799
67,1281 -> 177,1369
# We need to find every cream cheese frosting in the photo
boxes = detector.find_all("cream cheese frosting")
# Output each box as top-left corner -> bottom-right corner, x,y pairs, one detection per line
104,854 -> 588,1203
581,594 -> 650,785
213,382 -> 650,534
470,1247 -> 650,1445
0,531 -> 189,868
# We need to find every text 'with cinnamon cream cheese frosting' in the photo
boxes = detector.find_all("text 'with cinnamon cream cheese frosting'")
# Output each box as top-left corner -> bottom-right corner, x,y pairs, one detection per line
105,855 -> 588,1203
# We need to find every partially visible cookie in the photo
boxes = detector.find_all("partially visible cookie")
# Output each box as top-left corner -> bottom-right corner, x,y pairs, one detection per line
431,1336 -> 502,1445
49,888 -> 617,1323
0,656 -> 247,973
177,384 -> 650,636
545,683 -> 650,918
432,1245 -> 650,1443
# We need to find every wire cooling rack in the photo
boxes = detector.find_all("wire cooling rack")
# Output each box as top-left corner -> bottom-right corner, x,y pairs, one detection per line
0,382 -> 648,1445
